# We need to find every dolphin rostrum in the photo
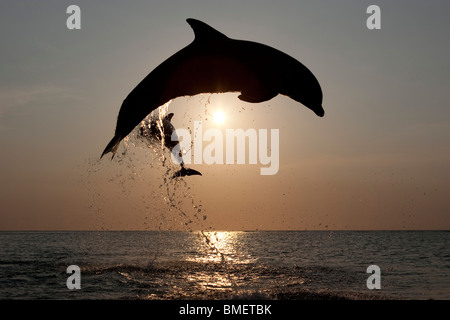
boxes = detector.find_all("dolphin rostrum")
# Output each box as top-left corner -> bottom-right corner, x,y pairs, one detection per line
137,112 -> 202,178
101,18 -> 324,158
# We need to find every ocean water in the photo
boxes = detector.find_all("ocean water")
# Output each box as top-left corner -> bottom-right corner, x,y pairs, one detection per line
0,230 -> 448,300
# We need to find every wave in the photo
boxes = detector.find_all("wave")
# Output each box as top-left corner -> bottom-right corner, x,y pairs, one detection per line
63,259 -> 393,300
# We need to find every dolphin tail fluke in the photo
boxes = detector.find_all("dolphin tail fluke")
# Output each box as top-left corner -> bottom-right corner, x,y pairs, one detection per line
172,167 -> 202,179
101,135 -> 121,159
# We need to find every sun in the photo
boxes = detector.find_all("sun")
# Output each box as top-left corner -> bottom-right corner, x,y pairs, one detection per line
213,110 -> 226,125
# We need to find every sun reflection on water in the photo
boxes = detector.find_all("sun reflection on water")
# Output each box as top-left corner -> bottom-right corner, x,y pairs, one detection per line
189,231 -> 256,265
182,231 -> 258,296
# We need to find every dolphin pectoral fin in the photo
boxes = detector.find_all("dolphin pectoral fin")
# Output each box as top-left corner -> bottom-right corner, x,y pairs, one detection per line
101,134 -> 121,159
172,167 -> 202,179
238,90 -> 278,103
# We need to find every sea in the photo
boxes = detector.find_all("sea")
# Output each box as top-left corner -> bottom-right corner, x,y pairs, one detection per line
0,230 -> 449,300
2,111 -> 449,303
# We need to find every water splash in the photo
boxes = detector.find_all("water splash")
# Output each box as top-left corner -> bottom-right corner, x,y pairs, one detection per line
80,97 -> 240,296
83,101 -> 210,229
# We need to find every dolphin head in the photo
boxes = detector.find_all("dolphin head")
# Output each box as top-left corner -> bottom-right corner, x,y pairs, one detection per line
280,59 -> 325,117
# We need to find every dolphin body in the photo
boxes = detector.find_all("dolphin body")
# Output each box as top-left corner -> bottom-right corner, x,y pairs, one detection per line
101,18 -> 324,158
137,112 -> 202,178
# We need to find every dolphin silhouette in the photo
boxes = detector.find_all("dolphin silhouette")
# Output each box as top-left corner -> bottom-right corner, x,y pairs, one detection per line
101,18 -> 324,158
137,112 -> 202,178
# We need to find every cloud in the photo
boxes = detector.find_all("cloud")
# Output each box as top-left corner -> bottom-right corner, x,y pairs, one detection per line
0,84 -> 87,123
0,85 -> 61,117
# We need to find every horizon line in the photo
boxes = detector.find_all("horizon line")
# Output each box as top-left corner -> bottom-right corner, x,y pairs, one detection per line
1,229 -> 449,232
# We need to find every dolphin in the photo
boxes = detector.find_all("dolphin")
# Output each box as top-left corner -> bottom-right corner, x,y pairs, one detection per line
137,112 -> 202,178
101,18 -> 324,158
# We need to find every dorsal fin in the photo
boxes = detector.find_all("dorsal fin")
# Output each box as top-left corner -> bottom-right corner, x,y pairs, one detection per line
186,18 -> 228,42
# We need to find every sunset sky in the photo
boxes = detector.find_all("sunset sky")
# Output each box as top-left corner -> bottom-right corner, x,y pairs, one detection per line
0,0 -> 449,231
